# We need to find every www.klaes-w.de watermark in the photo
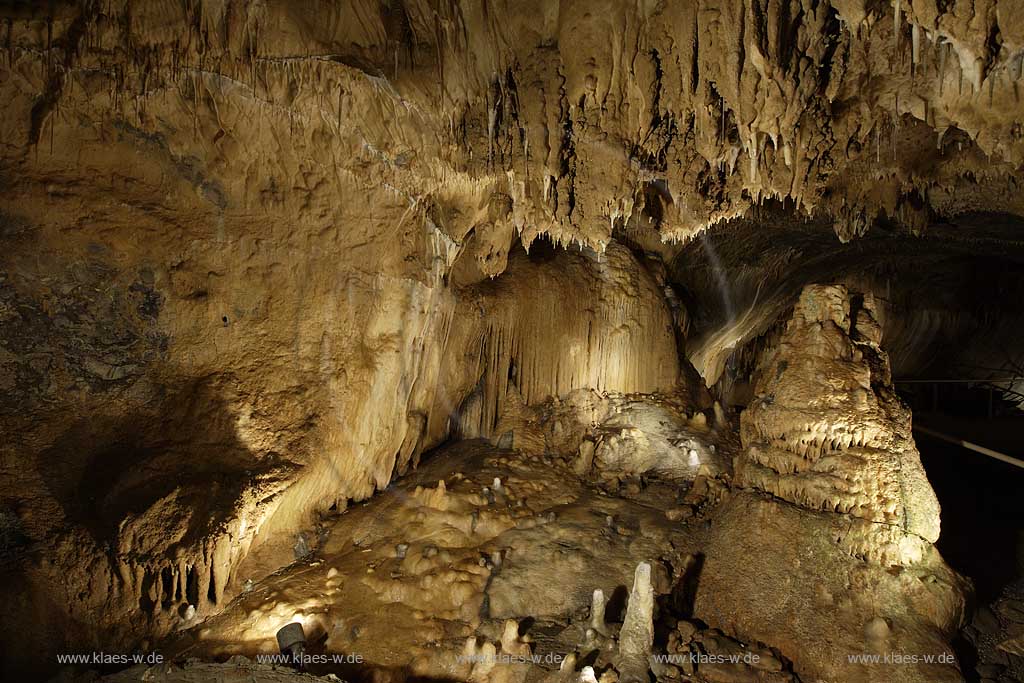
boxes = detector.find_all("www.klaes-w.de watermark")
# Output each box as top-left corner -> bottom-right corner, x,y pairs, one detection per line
57,652 -> 165,666
846,651 -> 956,665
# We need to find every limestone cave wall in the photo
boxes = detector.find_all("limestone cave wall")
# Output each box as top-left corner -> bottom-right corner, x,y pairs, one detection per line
1,0 -> 1023,678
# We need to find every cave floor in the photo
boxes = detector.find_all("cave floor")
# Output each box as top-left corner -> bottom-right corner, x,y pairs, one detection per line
144,438 -> 734,682
79,414 -> 1023,683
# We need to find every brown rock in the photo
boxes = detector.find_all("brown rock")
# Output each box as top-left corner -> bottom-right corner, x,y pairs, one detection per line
976,606 -> 1001,635
665,506 -> 694,522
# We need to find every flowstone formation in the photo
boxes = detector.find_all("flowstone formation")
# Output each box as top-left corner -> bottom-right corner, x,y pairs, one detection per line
104,439 -> 804,683
738,283 -> 941,558
439,241 -> 683,447
696,284 -> 969,683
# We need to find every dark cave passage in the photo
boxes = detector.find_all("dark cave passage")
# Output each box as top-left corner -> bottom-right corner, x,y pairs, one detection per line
913,402 -> 1024,683
915,411 -> 1024,605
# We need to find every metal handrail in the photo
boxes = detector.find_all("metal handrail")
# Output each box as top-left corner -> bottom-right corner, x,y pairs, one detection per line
914,425 -> 1024,470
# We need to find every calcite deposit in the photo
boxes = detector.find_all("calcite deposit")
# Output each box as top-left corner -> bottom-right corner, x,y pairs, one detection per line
2,1 -> 1023,682
737,284 -> 941,554
692,285 -> 969,683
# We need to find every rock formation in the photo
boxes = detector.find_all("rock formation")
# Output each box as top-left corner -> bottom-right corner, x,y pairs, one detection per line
615,562 -> 655,683
696,283 -> 970,682
737,284 -> 941,558
1,1 -> 1022,681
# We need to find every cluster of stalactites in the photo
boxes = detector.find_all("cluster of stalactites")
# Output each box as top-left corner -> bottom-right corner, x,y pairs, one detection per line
451,245 -> 680,438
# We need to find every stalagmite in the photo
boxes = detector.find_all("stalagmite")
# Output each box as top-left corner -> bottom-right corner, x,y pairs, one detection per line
616,562 -> 654,683
590,588 -> 611,636
713,401 -> 727,427
735,285 -> 942,550
575,440 -> 596,475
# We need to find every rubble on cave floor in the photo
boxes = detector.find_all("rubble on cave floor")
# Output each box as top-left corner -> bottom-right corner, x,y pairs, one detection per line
111,413 -> 786,683
483,388 -> 737,485
92,658 -> 346,683
964,580 -> 1024,683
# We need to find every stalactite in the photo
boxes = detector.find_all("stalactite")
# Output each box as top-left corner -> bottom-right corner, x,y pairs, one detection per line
939,40 -> 948,94
911,24 -> 920,74
466,244 -> 677,435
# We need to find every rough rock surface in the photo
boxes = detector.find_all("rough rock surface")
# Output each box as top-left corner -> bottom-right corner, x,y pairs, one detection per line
0,0 -> 1019,678
696,283 -> 970,683
156,439 -> 704,682
695,491 -> 969,683
737,284 -> 941,555
94,658 -> 345,683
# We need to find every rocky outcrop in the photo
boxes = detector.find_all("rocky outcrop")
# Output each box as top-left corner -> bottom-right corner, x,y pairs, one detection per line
695,283 -> 969,682
98,657 -> 347,683
615,562 -> 655,683
696,492 -> 969,683
737,283 -> 941,556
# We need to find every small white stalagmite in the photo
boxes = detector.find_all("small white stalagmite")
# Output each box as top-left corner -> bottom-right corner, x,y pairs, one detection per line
616,562 -> 654,683
501,618 -> 530,656
590,588 -> 611,636
713,400 -> 727,428
495,620 -> 532,683
557,653 -> 577,680
468,640 -> 497,683
543,653 -> 580,683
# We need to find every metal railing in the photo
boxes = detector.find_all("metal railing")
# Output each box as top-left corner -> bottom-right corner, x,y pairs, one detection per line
913,425 -> 1024,470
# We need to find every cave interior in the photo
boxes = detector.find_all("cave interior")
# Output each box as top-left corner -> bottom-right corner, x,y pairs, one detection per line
2,1 -> 1024,683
